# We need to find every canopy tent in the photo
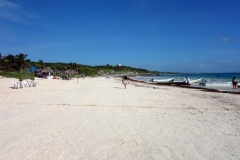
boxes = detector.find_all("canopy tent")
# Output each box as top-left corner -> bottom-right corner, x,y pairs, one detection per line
27,67 -> 38,72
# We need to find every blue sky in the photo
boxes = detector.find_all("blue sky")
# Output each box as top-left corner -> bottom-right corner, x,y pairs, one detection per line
0,0 -> 239,72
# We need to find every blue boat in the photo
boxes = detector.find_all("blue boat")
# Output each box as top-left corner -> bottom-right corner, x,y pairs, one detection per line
216,75 -> 232,77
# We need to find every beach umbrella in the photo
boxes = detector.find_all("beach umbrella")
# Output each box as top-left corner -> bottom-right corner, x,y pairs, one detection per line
31,69 -> 35,80
54,70 -> 61,74
65,70 -> 77,74
36,69 -> 42,74
19,68 -> 23,81
41,67 -> 54,73
64,70 -> 71,74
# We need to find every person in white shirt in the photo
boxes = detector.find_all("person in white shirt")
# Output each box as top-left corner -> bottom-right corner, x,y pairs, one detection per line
122,76 -> 129,89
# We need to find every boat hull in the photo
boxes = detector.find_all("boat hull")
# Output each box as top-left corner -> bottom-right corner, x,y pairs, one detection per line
189,78 -> 202,83
153,78 -> 174,83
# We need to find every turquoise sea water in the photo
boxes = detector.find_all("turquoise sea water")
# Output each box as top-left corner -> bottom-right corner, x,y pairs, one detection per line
132,73 -> 240,91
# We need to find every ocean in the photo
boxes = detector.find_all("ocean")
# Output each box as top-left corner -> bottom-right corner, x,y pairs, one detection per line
131,73 -> 240,92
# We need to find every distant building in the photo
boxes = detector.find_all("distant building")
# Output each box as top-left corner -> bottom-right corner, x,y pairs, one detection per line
117,63 -> 121,66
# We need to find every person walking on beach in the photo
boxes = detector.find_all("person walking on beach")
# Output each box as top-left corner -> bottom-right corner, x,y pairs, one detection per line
122,76 -> 129,89
185,76 -> 190,87
232,77 -> 238,92
149,78 -> 154,82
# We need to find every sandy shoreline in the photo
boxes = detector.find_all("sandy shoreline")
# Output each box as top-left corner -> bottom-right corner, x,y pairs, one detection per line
0,77 -> 239,159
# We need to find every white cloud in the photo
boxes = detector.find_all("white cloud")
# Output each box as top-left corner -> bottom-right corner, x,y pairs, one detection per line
0,0 -> 39,22
220,37 -> 233,42
0,0 -> 20,9
198,61 -> 213,69
0,10 -> 23,22
131,0 -> 149,9
199,64 -> 206,69
212,50 -> 236,54
197,60 -> 240,70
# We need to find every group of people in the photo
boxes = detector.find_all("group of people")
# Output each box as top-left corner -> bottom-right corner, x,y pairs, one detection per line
187,76 -> 238,92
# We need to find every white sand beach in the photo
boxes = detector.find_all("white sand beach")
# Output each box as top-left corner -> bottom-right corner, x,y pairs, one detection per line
0,77 -> 239,160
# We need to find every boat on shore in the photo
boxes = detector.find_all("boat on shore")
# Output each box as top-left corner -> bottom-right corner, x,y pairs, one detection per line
154,78 -> 202,84
151,78 -> 174,83
188,78 -> 202,83
152,78 -> 202,86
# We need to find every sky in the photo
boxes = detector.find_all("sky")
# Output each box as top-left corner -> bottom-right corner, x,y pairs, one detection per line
0,0 -> 240,73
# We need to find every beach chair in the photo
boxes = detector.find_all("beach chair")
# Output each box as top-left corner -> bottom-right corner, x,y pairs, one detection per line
26,81 -> 31,87
29,81 -> 33,87
30,81 -> 35,87
12,81 -> 20,89
31,81 -> 35,87
23,81 -> 27,88
33,81 -> 39,87
29,81 -> 37,87
19,81 -> 26,89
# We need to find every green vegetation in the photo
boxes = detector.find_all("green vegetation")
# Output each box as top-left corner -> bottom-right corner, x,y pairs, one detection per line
31,69 -> 35,80
0,53 -> 156,78
0,71 -> 32,79
0,53 -> 30,71
19,68 -> 24,81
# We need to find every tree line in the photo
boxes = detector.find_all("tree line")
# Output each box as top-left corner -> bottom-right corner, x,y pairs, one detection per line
0,53 -> 153,76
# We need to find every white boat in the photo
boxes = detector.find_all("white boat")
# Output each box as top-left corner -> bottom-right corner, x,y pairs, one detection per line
188,78 -> 202,83
153,78 -> 174,83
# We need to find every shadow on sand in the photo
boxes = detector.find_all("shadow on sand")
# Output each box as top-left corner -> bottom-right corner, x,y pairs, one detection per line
113,87 -> 124,89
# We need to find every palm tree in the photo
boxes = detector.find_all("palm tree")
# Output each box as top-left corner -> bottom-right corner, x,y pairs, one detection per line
35,59 -> 44,69
30,69 -> 35,80
15,53 -> 31,70
2,54 -> 16,71
38,59 -> 43,68
19,68 -> 24,82
68,62 -> 77,70
72,63 -> 78,70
